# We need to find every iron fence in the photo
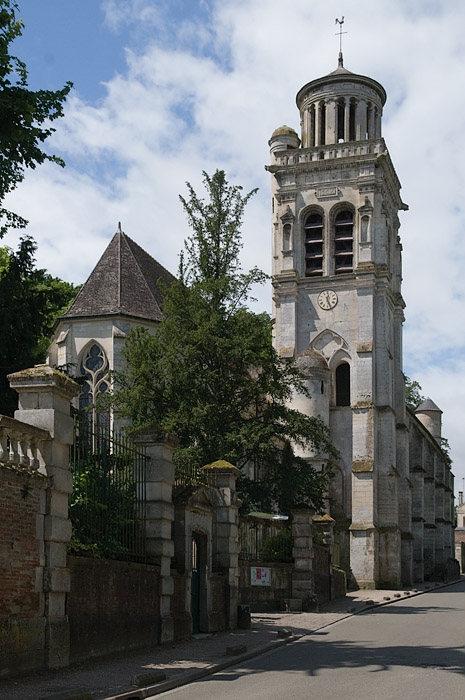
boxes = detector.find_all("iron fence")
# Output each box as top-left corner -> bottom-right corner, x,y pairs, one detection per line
239,516 -> 293,563
69,417 -> 147,561
173,461 -> 216,489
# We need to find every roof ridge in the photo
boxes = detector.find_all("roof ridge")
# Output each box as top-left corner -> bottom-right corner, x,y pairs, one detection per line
118,231 -> 160,312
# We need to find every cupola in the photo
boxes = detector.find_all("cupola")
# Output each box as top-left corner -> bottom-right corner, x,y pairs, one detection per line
295,60 -> 386,149
268,125 -> 300,157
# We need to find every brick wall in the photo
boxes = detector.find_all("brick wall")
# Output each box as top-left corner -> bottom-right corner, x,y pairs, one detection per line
67,557 -> 161,663
0,466 -> 48,676
171,571 -> 191,639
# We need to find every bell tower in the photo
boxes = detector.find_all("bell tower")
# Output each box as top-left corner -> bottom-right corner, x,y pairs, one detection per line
268,55 -> 409,588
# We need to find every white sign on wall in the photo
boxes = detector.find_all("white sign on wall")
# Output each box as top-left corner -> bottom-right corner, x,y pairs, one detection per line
250,566 -> 271,586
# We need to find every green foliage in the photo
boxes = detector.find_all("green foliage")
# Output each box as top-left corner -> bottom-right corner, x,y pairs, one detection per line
239,441 -> 333,516
114,170 -> 336,515
0,1 -> 72,236
439,436 -> 452,465
0,235 -> 79,415
261,528 -> 293,562
69,452 -> 142,559
405,376 -> 425,411
0,243 -> 8,273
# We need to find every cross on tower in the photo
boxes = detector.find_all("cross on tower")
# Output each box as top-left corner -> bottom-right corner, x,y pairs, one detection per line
335,17 -> 347,67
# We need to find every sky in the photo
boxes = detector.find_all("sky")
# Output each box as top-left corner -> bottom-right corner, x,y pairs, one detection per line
3,0 -> 465,496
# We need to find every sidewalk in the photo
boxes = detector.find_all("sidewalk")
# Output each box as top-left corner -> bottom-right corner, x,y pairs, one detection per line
0,583 -> 452,700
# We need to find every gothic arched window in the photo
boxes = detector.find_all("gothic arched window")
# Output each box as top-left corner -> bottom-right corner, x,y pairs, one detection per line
79,343 -> 110,433
335,363 -> 351,407
305,213 -> 323,277
334,210 -> 353,273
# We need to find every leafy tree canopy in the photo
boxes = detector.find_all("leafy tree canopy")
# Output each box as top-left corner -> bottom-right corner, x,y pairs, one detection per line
0,1 -> 72,236
113,170 -> 337,516
0,236 -> 79,415
405,375 -> 425,411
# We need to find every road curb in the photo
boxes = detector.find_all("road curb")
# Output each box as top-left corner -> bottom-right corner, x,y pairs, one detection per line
104,634 -> 299,700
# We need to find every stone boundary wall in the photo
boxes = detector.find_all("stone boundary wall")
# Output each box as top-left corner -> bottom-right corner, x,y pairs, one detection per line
313,544 -> 331,604
454,537 -> 465,573
238,562 -> 293,611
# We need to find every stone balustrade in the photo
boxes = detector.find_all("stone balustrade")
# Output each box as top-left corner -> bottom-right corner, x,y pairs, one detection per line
0,415 -> 49,471
273,139 -> 384,166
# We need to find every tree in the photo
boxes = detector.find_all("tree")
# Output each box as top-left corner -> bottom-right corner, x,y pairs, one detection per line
114,170 -> 337,515
405,375 -> 425,411
0,1 -> 72,236
0,236 -> 79,415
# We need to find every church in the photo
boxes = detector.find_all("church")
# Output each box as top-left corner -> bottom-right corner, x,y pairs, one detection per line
267,53 -> 454,587
48,54 -> 454,590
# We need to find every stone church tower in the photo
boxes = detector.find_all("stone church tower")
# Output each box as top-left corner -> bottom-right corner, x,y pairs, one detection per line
268,55 -> 417,588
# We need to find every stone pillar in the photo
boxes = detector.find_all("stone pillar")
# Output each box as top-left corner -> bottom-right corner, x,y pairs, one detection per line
355,99 -> 367,141
314,102 -> 322,147
313,514 -> 336,598
302,108 -> 309,149
8,365 -> 80,670
350,441 -> 378,588
291,509 -> 316,610
201,460 -> 240,630
133,428 -> 176,644
325,98 -> 337,145
344,101 -> 351,143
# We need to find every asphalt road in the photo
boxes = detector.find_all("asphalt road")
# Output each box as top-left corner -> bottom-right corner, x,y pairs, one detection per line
154,580 -> 465,700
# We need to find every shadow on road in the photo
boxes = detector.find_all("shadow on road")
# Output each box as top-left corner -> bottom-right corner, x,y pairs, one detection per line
206,585 -> 465,682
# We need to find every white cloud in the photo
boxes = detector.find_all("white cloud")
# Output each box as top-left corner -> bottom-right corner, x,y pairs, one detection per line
3,0 -> 465,491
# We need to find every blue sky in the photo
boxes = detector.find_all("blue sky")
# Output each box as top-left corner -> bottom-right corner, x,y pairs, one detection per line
4,0 -> 465,494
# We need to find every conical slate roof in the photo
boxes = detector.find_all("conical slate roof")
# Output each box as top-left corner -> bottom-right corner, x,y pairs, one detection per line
415,398 -> 442,414
63,226 -> 176,323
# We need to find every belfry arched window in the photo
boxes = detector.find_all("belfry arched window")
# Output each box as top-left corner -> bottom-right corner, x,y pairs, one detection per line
305,213 -> 323,276
334,210 -> 353,273
335,363 -> 351,407
79,343 -> 110,432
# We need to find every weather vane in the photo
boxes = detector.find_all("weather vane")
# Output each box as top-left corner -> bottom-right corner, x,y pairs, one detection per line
335,17 -> 347,67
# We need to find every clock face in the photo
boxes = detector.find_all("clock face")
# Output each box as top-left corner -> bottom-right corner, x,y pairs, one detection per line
317,290 -> 338,310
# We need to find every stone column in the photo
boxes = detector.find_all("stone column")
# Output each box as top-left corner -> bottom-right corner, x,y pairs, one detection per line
291,509 -> 316,610
325,98 -> 337,145
201,460 -> 240,629
8,365 -> 80,670
133,428 -> 176,644
302,108 -> 309,149
313,514 -> 336,598
355,99 -> 367,141
314,102 -> 322,147
350,407 -> 378,589
344,100 -> 351,143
